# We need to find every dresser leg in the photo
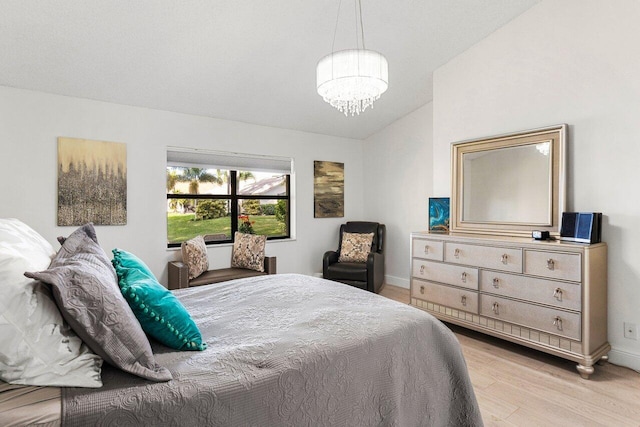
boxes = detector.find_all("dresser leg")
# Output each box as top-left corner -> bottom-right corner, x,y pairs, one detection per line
576,364 -> 594,379
596,354 -> 609,366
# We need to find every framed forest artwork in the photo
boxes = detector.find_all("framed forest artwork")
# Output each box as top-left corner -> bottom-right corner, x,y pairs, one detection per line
314,160 -> 344,218
57,137 -> 127,226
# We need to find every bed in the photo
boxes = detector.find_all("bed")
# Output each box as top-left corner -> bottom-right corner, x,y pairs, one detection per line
1,273 -> 482,426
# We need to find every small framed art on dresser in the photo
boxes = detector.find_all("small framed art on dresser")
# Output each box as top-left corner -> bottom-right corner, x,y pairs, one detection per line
429,197 -> 450,233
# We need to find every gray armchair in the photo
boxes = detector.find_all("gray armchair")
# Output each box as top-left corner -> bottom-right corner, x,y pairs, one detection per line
322,221 -> 385,293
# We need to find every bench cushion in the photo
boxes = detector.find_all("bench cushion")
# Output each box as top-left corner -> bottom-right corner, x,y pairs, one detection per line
167,257 -> 276,290
189,268 -> 266,287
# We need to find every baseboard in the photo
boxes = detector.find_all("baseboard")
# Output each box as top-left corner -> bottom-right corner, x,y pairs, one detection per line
608,347 -> 640,373
316,272 -> 410,289
384,275 -> 409,289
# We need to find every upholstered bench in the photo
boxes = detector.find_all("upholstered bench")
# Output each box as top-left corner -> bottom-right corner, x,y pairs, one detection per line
167,257 -> 276,290
169,232 -> 276,290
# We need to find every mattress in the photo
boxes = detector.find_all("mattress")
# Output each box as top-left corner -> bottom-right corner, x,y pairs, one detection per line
0,382 -> 61,427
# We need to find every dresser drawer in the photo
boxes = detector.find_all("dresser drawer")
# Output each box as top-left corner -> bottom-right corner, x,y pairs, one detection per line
444,242 -> 522,273
412,260 -> 478,290
524,250 -> 581,282
412,279 -> 479,314
480,295 -> 581,340
412,238 -> 444,261
480,271 -> 581,311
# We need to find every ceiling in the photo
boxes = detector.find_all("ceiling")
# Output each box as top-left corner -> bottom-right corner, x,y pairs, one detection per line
0,0 -> 539,140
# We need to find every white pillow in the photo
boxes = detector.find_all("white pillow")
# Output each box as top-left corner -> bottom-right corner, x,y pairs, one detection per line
0,218 -> 103,387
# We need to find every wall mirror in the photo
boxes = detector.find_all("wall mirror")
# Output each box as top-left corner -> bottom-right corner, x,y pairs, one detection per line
451,124 -> 566,237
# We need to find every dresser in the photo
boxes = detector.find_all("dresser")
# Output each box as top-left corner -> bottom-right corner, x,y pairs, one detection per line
410,231 -> 609,378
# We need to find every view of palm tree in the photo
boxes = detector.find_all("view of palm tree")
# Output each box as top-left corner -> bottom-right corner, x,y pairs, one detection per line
166,167 -> 288,244
178,168 -> 223,194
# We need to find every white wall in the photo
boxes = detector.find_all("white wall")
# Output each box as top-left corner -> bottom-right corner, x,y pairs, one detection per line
0,86 -> 365,284
363,103 -> 433,288
433,0 -> 640,370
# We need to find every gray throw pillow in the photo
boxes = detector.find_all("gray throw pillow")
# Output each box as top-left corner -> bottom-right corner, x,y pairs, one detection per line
26,224 -> 172,382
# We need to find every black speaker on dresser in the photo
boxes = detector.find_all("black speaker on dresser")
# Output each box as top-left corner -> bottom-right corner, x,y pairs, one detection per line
560,212 -> 602,244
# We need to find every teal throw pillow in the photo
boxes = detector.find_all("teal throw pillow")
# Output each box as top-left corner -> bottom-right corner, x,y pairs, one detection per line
112,248 -> 155,279
115,266 -> 206,351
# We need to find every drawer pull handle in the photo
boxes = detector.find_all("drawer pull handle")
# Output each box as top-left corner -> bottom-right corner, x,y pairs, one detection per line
547,258 -> 555,270
424,245 -> 429,254
492,302 -> 499,315
461,272 -> 467,283
553,316 -> 563,331
454,248 -> 461,259
461,295 -> 467,306
501,254 -> 508,264
420,265 -> 425,275
420,285 -> 425,294
493,277 -> 500,288
553,287 -> 563,301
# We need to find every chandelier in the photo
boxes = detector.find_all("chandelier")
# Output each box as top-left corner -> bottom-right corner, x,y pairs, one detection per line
316,0 -> 388,116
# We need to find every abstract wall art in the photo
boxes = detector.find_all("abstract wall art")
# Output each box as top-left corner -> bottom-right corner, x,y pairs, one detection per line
57,137 -> 127,226
314,160 -> 344,218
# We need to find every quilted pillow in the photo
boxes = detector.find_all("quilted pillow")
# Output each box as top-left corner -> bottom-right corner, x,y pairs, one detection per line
114,262 -> 206,351
0,218 -> 103,387
231,232 -> 266,272
26,224 -> 172,382
181,235 -> 208,279
338,232 -> 374,263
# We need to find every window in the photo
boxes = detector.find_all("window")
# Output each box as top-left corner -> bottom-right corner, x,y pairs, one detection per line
166,148 -> 292,247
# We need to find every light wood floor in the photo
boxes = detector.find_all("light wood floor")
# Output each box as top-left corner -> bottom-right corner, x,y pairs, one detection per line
379,284 -> 640,426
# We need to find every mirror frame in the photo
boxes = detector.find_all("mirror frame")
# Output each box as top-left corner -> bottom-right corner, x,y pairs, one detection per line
451,124 -> 566,237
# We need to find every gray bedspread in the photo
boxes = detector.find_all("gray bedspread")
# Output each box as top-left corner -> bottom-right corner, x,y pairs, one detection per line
62,274 -> 482,426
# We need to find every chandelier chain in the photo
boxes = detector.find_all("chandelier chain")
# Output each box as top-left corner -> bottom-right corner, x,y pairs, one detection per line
357,0 -> 365,50
332,0 -> 367,52
330,0 -> 343,54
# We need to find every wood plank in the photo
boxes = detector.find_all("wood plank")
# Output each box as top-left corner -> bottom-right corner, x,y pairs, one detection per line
473,387 -> 519,422
485,382 -> 608,426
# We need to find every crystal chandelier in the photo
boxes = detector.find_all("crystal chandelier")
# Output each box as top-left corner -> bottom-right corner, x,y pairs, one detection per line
317,0 -> 388,116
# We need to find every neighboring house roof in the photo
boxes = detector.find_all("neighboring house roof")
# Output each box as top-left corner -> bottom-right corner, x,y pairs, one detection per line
240,176 -> 286,196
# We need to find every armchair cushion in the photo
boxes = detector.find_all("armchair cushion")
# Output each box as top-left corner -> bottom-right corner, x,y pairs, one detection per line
338,232 -> 374,263
231,232 -> 266,272
325,261 -> 368,282
181,235 -> 208,280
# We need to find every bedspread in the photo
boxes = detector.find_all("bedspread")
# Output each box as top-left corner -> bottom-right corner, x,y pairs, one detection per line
62,274 -> 482,426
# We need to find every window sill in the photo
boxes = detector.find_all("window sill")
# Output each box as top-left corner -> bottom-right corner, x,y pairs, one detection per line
166,237 -> 296,251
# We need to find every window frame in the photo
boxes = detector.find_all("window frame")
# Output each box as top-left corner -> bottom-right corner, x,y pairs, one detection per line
167,170 -> 291,248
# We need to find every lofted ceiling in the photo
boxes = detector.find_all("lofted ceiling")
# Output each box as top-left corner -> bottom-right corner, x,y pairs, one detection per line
0,0 -> 539,140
